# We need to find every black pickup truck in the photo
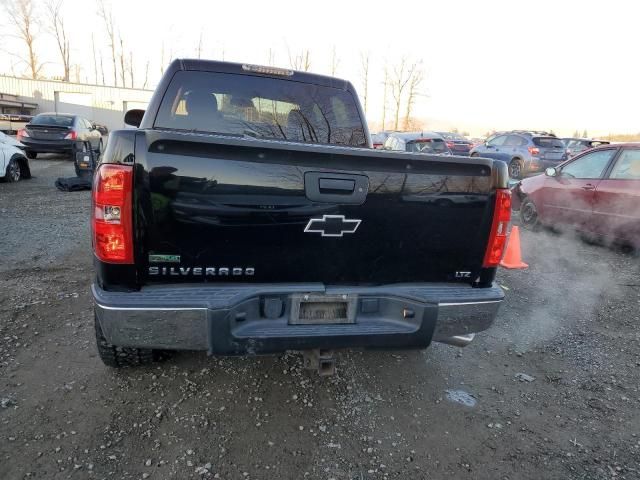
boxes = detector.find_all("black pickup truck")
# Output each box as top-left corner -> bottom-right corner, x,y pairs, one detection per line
91,59 -> 510,371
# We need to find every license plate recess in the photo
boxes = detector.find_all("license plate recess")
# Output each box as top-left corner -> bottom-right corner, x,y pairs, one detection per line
289,294 -> 358,325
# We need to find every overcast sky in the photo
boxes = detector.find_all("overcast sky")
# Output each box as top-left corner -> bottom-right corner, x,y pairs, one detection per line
0,0 -> 637,136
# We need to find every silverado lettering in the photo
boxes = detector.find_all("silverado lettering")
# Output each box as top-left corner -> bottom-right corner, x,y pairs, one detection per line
91,59 -> 510,371
148,266 -> 255,276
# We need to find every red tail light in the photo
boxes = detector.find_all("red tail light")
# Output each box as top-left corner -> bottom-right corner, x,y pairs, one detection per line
528,146 -> 539,156
483,189 -> 512,267
17,128 -> 29,139
64,130 -> 78,140
92,164 -> 134,264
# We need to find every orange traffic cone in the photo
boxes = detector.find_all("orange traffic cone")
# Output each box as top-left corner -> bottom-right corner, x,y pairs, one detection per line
500,226 -> 528,269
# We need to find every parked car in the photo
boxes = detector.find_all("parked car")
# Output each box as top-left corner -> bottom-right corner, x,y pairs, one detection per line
90,59 -> 509,370
17,113 -> 104,159
512,143 -> 640,249
1,131 -> 30,182
370,132 -> 391,149
471,130 -> 567,179
562,138 -> 610,158
0,131 -> 25,149
435,132 -> 473,156
382,131 -> 452,155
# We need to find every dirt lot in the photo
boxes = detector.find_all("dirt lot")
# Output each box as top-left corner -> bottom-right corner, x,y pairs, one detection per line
1,158 -> 639,480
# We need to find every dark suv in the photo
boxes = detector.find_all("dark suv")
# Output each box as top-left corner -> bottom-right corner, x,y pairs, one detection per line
470,130 -> 567,179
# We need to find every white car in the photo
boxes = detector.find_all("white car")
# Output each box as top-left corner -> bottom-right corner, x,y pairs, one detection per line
0,131 -> 30,182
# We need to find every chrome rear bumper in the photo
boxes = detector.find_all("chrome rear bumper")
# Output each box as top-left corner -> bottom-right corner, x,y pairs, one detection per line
92,283 -> 503,353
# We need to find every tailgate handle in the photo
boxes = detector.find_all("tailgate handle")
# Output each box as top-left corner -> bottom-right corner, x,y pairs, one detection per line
319,178 -> 355,193
304,172 -> 369,205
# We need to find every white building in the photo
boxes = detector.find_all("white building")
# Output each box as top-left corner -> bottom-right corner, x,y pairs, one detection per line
0,75 -> 153,132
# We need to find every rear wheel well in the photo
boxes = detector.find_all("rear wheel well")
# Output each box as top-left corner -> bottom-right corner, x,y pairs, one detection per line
508,157 -> 525,179
13,154 -> 31,179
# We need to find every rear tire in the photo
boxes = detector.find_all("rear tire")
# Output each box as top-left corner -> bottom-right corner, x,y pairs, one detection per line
470,152 -> 479,157
26,151 -> 37,159
94,312 -> 156,368
520,197 -> 540,231
509,159 -> 523,179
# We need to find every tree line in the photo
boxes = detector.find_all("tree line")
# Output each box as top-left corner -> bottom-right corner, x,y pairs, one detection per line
1,0 -> 426,131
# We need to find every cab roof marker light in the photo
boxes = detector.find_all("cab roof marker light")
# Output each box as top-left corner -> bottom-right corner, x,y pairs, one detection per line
242,64 -> 294,76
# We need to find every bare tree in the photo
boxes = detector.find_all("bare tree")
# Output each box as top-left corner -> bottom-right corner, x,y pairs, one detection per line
129,51 -> 134,88
329,46 -> 339,76
302,50 -> 311,71
99,54 -> 105,85
142,60 -> 150,89
288,47 -> 312,71
160,41 -> 165,75
403,63 -> 424,130
44,0 -> 70,81
359,51 -> 370,116
287,46 -> 298,69
266,48 -> 275,66
91,33 -> 99,84
388,58 -> 422,131
196,30 -> 203,59
97,0 -> 117,86
119,34 -> 125,87
390,58 -> 412,130
3,0 -> 42,79
381,66 -> 389,131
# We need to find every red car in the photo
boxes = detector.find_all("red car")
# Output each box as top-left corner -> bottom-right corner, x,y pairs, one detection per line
512,143 -> 640,249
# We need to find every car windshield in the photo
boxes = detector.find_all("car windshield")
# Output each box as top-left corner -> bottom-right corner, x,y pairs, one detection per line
30,115 -> 74,127
406,139 -> 448,153
155,70 -> 366,147
533,137 -> 565,148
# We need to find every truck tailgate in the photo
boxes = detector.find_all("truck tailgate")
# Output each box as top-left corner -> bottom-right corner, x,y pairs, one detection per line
134,131 -> 500,285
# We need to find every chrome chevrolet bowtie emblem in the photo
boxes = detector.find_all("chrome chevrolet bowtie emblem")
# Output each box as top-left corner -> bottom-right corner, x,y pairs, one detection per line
304,215 -> 361,237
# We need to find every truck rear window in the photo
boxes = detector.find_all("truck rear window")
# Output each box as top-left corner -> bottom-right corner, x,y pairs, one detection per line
533,137 -> 565,148
154,70 -> 366,147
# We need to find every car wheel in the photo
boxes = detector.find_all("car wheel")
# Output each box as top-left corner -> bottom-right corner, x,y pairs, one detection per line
25,151 -> 37,159
470,152 -> 479,157
5,158 -> 21,182
509,159 -> 523,179
520,197 -> 540,230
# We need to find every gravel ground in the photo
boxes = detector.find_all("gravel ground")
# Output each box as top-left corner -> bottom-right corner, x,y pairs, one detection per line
1,158 -> 639,480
